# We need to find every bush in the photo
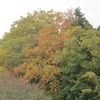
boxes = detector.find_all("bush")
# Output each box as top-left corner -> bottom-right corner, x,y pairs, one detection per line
0,66 -> 7,72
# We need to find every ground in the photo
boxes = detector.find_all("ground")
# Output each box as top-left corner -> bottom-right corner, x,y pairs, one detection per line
0,71 -> 51,100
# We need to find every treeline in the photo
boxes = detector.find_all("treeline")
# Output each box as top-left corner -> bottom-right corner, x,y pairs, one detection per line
0,8 -> 100,100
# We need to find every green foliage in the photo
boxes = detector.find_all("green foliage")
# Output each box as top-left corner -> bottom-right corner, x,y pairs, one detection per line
97,26 -> 100,30
0,66 -> 7,72
3,10 -> 61,40
0,9 -> 61,68
0,8 -> 100,100
54,26 -> 100,100
74,7 -> 92,30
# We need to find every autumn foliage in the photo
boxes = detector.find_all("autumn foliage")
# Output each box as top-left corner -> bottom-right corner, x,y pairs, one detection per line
1,8 -> 100,100
14,21 -> 72,92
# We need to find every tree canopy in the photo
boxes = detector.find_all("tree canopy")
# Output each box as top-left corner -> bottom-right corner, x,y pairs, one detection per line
0,8 -> 100,100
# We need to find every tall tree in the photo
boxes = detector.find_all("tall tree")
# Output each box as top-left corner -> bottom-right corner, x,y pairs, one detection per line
54,27 -> 100,100
74,7 -> 92,29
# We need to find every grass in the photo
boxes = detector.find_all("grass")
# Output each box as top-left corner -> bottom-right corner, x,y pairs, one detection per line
0,71 -> 51,100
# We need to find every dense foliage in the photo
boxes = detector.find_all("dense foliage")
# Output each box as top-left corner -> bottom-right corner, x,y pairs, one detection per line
0,8 -> 100,100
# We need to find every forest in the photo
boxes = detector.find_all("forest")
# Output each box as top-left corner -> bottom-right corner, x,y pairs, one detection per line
0,7 -> 100,100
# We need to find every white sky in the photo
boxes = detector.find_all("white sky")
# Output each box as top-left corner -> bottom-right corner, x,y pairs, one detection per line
0,0 -> 100,38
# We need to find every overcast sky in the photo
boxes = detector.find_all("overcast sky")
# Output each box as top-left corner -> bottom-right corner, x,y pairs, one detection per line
0,0 -> 100,38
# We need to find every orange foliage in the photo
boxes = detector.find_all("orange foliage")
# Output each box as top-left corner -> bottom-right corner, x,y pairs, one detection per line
14,17 -> 73,92
25,23 -> 72,65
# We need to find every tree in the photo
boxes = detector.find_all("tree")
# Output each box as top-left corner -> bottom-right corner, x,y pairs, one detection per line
3,10 -> 61,40
1,8 -> 99,100
74,7 -> 92,29
54,26 -> 100,100
13,12 -> 73,92
97,25 -> 100,30
1,10 -> 61,68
